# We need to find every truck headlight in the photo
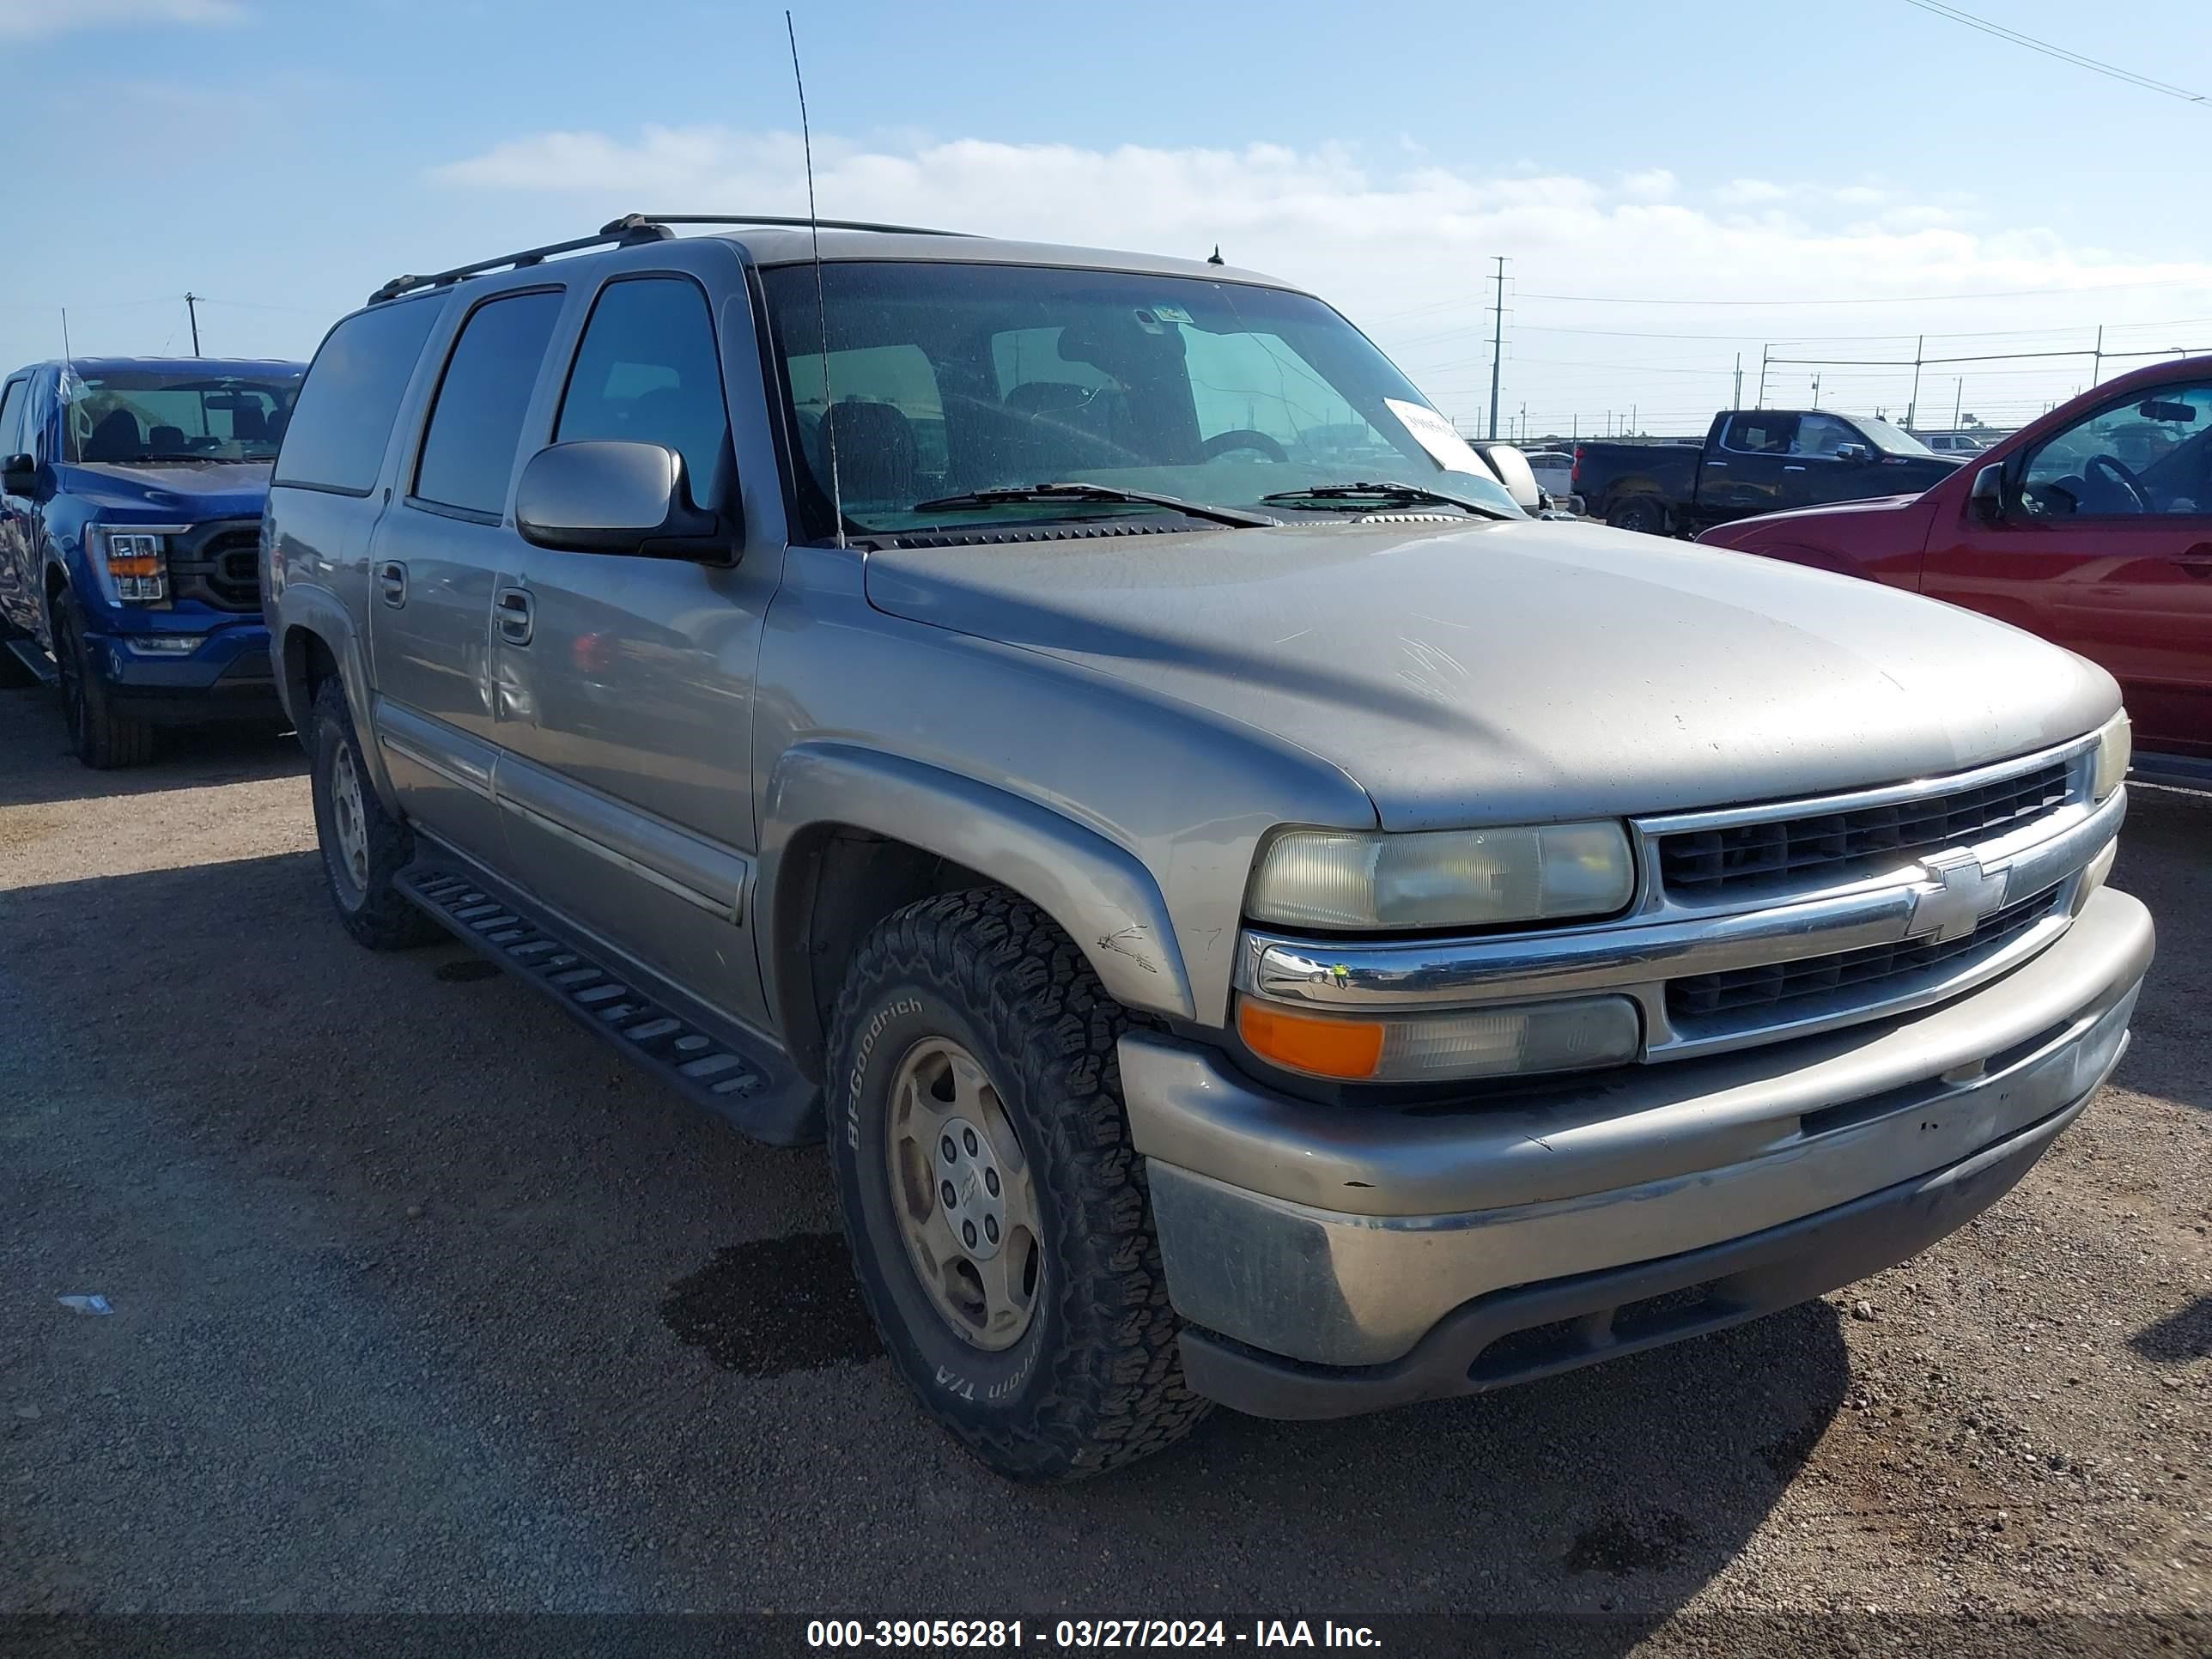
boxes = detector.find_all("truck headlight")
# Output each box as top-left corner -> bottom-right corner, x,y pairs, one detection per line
2092,713 -> 2130,801
1237,994 -> 1641,1082
86,526 -> 186,605
1246,822 -> 1635,931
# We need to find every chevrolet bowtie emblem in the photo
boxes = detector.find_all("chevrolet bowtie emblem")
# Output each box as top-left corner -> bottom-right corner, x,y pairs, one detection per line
1908,848 -> 2007,944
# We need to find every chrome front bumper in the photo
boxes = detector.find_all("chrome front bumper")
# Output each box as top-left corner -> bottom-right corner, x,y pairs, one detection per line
1125,886 -> 2153,1376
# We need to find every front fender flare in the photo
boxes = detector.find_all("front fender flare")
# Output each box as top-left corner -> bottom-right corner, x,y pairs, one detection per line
758,744 -> 1197,1048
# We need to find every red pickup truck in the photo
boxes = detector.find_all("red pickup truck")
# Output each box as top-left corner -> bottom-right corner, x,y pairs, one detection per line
1698,356 -> 2212,786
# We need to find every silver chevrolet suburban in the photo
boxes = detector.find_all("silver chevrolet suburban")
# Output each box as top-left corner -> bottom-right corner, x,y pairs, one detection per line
264,214 -> 2153,1481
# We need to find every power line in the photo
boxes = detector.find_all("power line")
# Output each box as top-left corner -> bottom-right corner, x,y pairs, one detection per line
1899,0 -> 2209,106
1514,276 -> 2198,307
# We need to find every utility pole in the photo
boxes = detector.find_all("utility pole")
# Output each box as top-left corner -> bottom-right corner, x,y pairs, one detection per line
1518,402 -> 1526,443
1904,334 -> 1923,432
1734,352 -> 1743,409
1486,256 -> 1508,441
1810,374 -> 1821,409
1757,347 -> 1770,409
1630,404 -> 1638,436
185,293 -> 202,356
2090,325 -> 2104,387
1953,378 -> 1964,432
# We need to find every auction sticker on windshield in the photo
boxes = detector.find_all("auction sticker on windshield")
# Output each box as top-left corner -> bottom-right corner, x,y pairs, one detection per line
1385,397 -> 1488,474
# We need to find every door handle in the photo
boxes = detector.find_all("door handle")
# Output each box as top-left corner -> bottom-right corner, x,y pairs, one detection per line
1783,464 -> 1808,472
375,561 -> 407,607
494,585 -> 534,645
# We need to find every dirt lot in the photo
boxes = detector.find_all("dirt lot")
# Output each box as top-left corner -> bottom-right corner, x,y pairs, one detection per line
1,681 -> 2205,1656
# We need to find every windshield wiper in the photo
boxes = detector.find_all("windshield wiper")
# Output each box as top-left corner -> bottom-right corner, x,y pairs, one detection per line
1260,481 -> 1509,518
908,482 -> 1277,530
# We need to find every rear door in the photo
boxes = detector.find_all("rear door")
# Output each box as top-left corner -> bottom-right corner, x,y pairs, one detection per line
495,257 -> 784,1027
1698,412 -> 1796,516
1921,380 -> 2212,757
368,285 -> 568,866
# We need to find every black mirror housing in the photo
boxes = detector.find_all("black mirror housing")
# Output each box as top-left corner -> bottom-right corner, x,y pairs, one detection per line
514,441 -> 732,560
1,452 -> 36,495
1968,462 -> 2008,524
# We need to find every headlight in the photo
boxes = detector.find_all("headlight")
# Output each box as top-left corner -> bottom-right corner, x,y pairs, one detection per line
86,525 -> 185,605
2092,712 -> 2130,801
1246,822 -> 1635,931
1237,994 -> 1641,1083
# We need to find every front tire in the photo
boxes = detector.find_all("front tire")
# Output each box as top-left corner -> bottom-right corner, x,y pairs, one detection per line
51,592 -> 155,769
308,678 -> 440,951
826,890 -> 1209,1480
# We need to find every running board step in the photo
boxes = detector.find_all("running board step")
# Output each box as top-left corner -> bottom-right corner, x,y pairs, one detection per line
398,857 -> 821,1146
5,639 -> 58,685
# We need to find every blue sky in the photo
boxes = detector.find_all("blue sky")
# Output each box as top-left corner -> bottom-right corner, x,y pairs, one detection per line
7,0 -> 2210,435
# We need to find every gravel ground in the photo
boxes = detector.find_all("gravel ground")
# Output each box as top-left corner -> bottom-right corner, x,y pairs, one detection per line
0,682 -> 2204,1656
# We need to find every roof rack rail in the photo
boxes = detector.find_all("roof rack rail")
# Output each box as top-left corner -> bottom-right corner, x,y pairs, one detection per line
601,212 -> 975,239
367,221 -> 676,306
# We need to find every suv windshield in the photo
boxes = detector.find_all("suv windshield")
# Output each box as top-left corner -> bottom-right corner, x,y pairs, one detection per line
759,261 -> 1522,536
63,367 -> 303,465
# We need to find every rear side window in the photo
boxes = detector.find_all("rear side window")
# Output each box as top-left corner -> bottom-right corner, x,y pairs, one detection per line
414,289 -> 564,517
556,277 -> 731,511
276,296 -> 444,495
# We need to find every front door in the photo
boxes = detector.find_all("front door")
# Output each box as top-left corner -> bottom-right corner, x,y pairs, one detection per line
0,374 -> 36,637
495,270 -> 780,1029
1921,380 -> 2212,758
368,286 -> 567,865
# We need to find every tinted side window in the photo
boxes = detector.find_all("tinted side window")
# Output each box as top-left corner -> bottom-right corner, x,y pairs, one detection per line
276,296 -> 444,494
0,378 -> 26,458
415,289 -> 564,517
556,277 -> 731,509
1724,414 -> 1797,454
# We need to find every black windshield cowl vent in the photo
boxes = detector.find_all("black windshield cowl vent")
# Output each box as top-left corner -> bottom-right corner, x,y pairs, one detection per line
879,520 -> 1191,550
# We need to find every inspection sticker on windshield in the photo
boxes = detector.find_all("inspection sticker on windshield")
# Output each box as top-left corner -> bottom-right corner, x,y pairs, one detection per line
1385,398 -> 1487,474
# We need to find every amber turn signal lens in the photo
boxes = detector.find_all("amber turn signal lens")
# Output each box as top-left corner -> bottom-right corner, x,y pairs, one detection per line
1237,1000 -> 1386,1080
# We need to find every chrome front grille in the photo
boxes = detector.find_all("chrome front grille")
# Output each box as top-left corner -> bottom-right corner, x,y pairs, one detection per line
1655,760 -> 2071,902
1667,884 -> 2063,1029
1238,731 -> 2119,1070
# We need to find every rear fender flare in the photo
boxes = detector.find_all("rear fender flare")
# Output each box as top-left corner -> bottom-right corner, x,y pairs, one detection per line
276,586 -> 396,812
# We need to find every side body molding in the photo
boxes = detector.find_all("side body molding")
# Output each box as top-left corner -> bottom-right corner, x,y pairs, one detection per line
758,743 -> 1197,1039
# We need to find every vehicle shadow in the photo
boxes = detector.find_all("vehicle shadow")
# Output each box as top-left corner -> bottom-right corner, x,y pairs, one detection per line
3,848 -> 1850,1632
0,684 -> 301,811
2130,1294 -> 2212,1364
2108,788 -> 2211,1113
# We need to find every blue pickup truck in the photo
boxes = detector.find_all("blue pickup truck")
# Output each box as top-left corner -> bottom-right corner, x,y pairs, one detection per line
0,356 -> 307,766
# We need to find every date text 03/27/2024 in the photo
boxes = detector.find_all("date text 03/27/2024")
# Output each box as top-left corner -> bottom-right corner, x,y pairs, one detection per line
805,1620 -> 1382,1649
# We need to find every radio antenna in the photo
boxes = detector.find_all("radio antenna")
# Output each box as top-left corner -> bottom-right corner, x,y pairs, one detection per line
786,9 -> 845,550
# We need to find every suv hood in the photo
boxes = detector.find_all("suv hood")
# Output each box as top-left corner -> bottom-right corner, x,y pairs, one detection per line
57,460 -> 272,520
864,518 -> 2117,829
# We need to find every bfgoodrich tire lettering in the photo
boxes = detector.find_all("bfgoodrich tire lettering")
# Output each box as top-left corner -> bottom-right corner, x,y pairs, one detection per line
826,889 -> 1209,1480
308,678 -> 440,951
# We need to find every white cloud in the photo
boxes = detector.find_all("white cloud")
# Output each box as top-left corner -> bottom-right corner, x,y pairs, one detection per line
0,0 -> 242,35
431,125 -> 2212,432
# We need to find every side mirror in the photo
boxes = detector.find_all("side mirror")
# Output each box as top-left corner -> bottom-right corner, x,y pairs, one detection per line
514,441 -> 730,559
1969,462 -> 2008,525
1834,442 -> 1872,463
1,453 -> 36,495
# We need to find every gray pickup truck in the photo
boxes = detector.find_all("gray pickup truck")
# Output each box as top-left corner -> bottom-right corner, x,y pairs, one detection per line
264,214 -> 2152,1482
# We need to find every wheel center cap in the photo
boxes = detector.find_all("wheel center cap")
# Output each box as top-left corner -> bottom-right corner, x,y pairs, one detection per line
935,1114 -> 1006,1261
